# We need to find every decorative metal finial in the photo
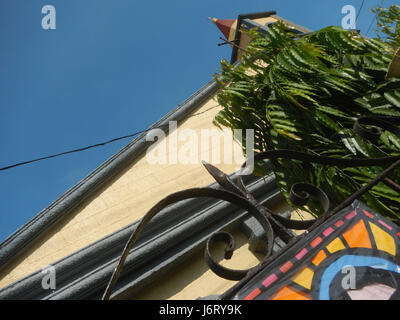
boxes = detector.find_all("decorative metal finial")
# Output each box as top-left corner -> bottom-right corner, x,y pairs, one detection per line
207,17 -> 218,24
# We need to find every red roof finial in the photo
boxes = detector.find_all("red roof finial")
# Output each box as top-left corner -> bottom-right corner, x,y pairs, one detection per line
209,17 -> 236,40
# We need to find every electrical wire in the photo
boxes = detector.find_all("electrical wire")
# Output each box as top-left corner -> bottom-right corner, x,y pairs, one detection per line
0,130 -> 147,171
366,0 -> 385,36
356,0 -> 366,21
2,1 -> 387,173
0,106 -> 219,172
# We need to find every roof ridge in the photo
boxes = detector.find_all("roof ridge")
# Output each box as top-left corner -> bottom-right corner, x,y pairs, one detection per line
0,78 -> 220,273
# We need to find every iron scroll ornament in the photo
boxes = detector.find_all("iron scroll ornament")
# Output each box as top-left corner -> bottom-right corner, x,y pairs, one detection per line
101,164 -> 326,300
102,115 -> 400,300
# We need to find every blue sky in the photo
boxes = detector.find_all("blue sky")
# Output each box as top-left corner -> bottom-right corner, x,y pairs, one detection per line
0,0 -> 397,242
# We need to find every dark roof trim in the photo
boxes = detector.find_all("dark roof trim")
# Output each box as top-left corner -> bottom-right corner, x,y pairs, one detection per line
230,10 -> 277,64
229,12 -> 314,64
0,170 -> 286,300
0,78 -> 220,274
272,14 -> 312,34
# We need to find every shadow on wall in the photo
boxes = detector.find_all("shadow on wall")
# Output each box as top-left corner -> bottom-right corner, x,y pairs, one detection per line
131,228 -> 264,300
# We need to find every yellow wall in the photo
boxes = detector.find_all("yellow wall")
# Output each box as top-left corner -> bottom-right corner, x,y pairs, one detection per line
0,97 -> 246,289
227,17 -> 278,43
254,16 -> 278,26
234,16 -> 308,61
272,15 -> 310,33
0,14 -> 313,297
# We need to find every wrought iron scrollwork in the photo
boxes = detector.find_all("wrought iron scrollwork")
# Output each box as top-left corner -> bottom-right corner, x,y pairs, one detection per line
204,231 -> 249,281
101,156 -> 330,299
101,185 -> 276,299
354,116 -> 400,142
102,115 -> 400,300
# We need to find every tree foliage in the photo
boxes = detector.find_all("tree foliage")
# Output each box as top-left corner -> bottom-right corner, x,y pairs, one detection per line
373,4 -> 400,48
214,5 -> 400,224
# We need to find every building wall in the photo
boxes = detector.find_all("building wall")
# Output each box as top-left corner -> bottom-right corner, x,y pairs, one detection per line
0,14 -> 313,297
233,16 -> 309,61
131,203 -> 312,300
0,97 -> 246,289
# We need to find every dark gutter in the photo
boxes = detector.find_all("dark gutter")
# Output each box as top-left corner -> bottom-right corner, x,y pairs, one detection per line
0,78 -> 220,274
0,171 -> 286,300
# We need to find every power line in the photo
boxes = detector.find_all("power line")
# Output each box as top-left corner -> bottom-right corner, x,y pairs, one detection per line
0,106 -> 219,172
356,0 -> 366,21
0,130 -> 147,172
4,2 -> 385,174
366,0 -> 385,36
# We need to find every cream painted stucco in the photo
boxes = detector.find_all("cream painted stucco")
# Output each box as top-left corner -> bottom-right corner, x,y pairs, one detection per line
254,16 -> 279,27
0,14 -> 312,296
227,20 -> 238,42
272,15 -> 310,33
0,96 -> 246,289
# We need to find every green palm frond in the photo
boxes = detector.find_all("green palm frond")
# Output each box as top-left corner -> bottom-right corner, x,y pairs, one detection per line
214,5 -> 400,224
